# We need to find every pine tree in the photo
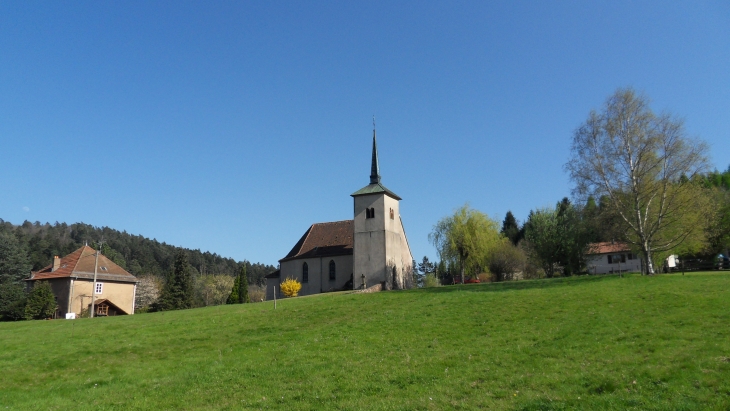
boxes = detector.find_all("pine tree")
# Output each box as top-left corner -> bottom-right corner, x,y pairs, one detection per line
227,273 -> 240,304
24,281 -> 56,320
0,231 -> 31,284
238,265 -> 250,303
0,231 -> 32,320
155,251 -> 193,310
501,211 -> 521,246
0,282 -> 27,321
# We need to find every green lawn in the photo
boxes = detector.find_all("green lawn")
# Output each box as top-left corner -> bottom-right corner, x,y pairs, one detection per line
1,272 -> 729,410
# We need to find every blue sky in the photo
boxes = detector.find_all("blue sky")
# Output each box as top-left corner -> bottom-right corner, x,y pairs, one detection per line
1,1 -> 728,267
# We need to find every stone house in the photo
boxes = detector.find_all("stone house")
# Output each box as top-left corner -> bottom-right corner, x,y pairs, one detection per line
28,245 -> 138,317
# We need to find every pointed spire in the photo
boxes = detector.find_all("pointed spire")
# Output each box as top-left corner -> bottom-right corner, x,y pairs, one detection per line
370,126 -> 381,184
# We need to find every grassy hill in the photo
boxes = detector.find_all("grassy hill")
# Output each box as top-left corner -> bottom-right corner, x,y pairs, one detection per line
1,273 -> 729,410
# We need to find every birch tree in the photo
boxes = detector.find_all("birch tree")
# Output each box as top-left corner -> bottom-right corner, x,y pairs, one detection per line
566,88 -> 711,274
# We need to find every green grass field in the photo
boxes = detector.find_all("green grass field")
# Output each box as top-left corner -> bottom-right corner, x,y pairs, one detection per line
1,272 -> 729,410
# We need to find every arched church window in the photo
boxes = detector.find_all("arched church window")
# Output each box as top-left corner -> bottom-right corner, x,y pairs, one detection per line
389,208 -> 394,220
302,262 -> 309,283
329,260 -> 336,281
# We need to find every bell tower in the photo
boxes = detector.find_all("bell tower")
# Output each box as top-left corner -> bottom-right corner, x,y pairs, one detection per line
351,127 -> 412,290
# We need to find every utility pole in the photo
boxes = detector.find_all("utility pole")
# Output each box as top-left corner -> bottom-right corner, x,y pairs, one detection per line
90,237 -> 104,318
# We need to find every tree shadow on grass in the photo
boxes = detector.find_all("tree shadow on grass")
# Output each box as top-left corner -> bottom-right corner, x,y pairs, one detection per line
420,274 -> 626,294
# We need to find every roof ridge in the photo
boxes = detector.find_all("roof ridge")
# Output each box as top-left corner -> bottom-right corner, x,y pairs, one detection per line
299,223 -> 316,249
71,245 -> 92,274
312,219 -> 354,225
281,224 -> 314,260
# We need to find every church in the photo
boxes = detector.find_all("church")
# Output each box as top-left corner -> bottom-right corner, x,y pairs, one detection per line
266,129 -> 413,299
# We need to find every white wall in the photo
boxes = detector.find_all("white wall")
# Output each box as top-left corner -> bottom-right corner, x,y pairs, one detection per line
353,193 -> 413,290
585,253 -> 642,274
279,254 -> 353,297
353,193 -> 387,289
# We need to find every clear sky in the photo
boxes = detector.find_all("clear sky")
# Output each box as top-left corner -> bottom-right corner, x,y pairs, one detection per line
1,1 -> 728,267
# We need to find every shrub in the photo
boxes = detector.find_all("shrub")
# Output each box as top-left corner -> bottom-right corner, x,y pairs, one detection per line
135,276 -> 162,310
280,277 -> 302,298
488,241 -> 527,282
248,285 -> 266,302
0,281 -> 27,321
423,273 -> 441,288
24,281 -> 57,320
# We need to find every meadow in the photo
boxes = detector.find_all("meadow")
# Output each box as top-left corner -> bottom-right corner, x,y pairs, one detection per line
1,272 -> 729,410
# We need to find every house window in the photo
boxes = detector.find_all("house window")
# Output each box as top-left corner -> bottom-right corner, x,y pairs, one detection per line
302,262 -> 309,283
95,282 -> 103,294
607,254 -> 624,264
329,260 -> 336,281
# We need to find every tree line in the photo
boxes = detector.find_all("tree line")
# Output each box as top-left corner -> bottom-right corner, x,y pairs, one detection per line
426,88 -> 730,282
0,220 -> 275,319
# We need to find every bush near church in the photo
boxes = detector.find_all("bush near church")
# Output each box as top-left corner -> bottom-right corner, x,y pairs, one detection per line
280,277 -> 302,298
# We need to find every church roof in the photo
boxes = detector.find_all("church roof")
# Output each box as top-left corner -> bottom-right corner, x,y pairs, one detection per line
280,220 -> 353,262
350,128 -> 401,200
29,245 -> 138,283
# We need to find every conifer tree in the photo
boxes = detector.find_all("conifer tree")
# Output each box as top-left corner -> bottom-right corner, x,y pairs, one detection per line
0,231 -> 32,319
24,281 -> 56,320
155,251 -> 193,310
227,273 -> 240,304
238,265 -> 250,303
501,211 -> 521,246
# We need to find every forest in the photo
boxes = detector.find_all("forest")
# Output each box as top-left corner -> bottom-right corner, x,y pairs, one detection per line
0,219 -> 275,285
0,219 -> 276,319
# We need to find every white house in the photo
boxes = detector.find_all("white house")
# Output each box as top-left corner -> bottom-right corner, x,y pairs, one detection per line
585,242 -> 642,274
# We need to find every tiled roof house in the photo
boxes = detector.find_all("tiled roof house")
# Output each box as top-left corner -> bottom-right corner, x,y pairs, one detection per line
28,245 -> 138,317
585,242 -> 642,274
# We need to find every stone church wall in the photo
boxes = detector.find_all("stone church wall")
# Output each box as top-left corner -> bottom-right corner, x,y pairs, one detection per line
279,254 -> 353,297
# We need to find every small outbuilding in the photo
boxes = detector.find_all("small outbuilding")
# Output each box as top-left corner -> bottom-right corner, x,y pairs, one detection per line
585,242 -> 642,274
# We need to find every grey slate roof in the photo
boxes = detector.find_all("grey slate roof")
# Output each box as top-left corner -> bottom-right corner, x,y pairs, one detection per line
350,182 -> 402,200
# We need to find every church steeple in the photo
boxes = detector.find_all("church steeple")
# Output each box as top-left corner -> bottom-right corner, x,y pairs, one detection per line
370,129 -> 381,184
352,124 -> 401,200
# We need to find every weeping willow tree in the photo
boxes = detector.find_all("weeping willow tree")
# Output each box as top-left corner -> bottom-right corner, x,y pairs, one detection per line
566,88 -> 712,274
429,205 -> 503,284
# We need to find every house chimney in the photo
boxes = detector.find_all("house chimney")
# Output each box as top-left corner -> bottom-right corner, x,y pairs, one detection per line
52,256 -> 61,272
